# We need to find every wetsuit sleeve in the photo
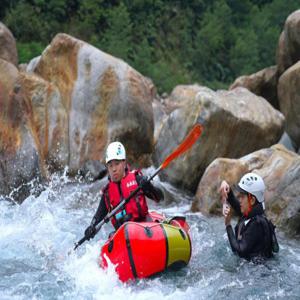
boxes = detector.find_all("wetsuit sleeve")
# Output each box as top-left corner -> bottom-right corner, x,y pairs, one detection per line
226,221 -> 262,258
135,174 -> 164,203
144,184 -> 164,203
227,189 -> 242,217
90,193 -> 108,226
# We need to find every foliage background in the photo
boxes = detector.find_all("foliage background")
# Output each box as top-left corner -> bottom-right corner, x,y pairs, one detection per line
1,0 -> 299,93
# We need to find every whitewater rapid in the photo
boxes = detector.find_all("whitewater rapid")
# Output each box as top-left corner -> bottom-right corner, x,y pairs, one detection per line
1,171 -> 300,299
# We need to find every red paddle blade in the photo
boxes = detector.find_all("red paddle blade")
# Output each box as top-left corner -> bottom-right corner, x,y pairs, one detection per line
161,124 -> 203,169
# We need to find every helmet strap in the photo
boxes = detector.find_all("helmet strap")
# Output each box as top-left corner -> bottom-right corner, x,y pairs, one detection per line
244,193 -> 253,217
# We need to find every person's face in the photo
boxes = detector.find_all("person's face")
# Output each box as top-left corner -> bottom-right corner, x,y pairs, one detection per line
237,192 -> 251,215
107,160 -> 126,182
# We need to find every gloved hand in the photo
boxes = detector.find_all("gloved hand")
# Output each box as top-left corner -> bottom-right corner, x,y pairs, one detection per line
137,175 -> 152,194
84,225 -> 96,240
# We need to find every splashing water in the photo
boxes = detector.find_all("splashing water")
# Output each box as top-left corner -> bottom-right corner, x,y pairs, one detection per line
0,171 -> 300,300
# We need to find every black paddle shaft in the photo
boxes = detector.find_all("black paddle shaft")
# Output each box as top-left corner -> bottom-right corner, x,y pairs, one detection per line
73,166 -> 162,250
74,183 -> 151,250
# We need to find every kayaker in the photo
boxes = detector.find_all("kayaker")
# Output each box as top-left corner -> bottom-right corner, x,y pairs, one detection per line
219,172 -> 277,262
84,141 -> 164,240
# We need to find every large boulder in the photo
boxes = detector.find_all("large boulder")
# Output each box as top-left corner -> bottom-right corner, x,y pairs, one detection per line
0,60 -> 42,202
276,10 -> 300,76
0,23 -> 18,66
162,84 -> 202,113
153,85 -> 202,143
278,61 -> 300,149
229,66 -> 279,109
153,99 -> 168,143
154,85 -> 284,192
28,33 -> 155,171
0,33 -> 156,201
192,144 -> 300,237
18,72 -> 68,171
0,58 -> 18,98
192,147 -> 273,215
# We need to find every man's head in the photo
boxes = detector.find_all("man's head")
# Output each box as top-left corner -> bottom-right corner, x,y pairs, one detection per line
236,173 -> 265,216
105,142 -> 126,182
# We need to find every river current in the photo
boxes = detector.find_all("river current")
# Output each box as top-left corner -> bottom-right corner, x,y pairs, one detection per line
1,169 -> 299,300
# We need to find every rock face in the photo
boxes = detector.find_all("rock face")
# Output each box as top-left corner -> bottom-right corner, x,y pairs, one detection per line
278,61 -> 300,150
0,22 -> 18,66
29,33 -> 155,171
0,60 -> 41,201
192,144 -> 300,237
154,85 -> 284,192
229,66 -> 279,109
18,72 -> 68,171
152,99 -> 168,143
276,10 -> 300,76
275,10 -> 300,150
191,158 -> 249,215
0,33 -> 156,201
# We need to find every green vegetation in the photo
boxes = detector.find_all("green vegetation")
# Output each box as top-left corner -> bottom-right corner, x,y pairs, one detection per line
1,0 -> 299,93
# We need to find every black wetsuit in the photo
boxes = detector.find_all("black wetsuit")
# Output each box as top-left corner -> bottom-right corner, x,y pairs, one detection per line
226,190 -> 273,261
90,175 -> 164,227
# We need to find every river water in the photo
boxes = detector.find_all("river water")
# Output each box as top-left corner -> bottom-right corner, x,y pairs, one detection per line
1,170 -> 300,300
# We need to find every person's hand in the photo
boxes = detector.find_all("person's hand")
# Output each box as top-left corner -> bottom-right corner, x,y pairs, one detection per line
219,180 -> 230,203
222,201 -> 229,217
84,225 -> 96,240
137,175 -> 152,193
223,203 -> 232,226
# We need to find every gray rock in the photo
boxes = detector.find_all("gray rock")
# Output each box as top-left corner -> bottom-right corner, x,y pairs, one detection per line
278,61 -> 300,148
278,132 -> 297,152
277,10 -> 300,75
79,160 -> 107,182
230,66 -> 279,109
192,144 -> 300,238
154,85 -> 284,192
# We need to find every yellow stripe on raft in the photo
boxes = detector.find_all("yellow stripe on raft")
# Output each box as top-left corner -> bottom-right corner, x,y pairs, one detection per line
162,224 -> 191,267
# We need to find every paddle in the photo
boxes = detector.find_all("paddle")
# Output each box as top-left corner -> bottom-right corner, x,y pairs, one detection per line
73,123 -> 203,250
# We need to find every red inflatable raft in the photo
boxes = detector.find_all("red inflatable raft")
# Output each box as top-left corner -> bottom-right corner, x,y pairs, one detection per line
100,211 -> 192,282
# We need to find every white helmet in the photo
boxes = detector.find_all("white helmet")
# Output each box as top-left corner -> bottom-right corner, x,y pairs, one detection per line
105,142 -> 126,163
237,172 -> 266,209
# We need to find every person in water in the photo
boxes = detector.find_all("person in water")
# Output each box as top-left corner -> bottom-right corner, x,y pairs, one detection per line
84,141 -> 164,240
219,172 -> 276,262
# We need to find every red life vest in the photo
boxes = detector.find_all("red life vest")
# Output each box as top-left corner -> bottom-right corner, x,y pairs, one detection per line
103,170 -> 149,229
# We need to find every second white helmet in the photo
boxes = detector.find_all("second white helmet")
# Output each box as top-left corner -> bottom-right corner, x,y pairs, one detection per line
237,172 -> 266,209
105,142 -> 126,163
